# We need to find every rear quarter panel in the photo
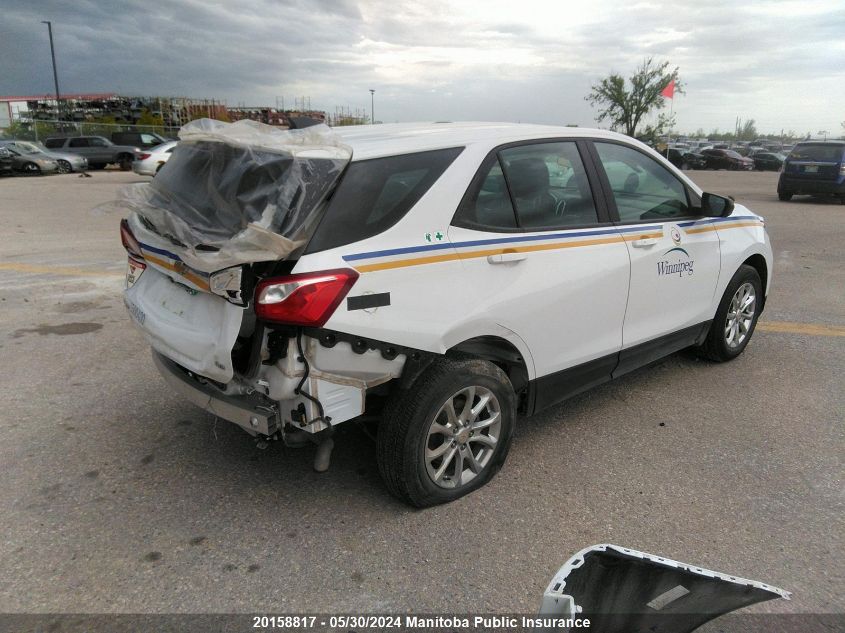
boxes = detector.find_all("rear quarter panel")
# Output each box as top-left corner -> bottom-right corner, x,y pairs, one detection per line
292,143 -> 537,377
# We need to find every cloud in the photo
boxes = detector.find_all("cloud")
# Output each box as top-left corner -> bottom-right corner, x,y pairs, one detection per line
0,0 -> 842,133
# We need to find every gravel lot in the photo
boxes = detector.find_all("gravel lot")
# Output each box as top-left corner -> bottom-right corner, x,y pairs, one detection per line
0,169 -> 842,615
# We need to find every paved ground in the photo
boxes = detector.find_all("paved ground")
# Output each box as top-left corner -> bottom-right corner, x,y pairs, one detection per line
0,169 -> 842,615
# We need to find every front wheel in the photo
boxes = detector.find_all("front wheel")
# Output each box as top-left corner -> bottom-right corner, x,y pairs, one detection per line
377,358 -> 516,507
56,160 -> 72,174
118,155 -> 133,171
697,265 -> 763,362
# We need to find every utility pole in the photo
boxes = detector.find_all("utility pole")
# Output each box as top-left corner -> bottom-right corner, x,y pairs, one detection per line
41,21 -> 61,119
369,89 -> 375,124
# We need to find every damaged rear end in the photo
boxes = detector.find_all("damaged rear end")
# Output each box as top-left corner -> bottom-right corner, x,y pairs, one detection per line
119,119 -> 403,447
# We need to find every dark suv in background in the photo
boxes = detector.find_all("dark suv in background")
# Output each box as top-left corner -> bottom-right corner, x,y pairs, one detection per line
111,131 -> 172,149
662,147 -> 706,170
44,136 -> 141,170
778,141 -> 845,203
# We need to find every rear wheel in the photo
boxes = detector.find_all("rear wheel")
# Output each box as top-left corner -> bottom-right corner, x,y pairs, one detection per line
22,162 -> 41,175
697,265 -> 763,362
377,358 -> 516,507
681,161 -> 690,170
56,159 -> 72,174
118,154 -> 133,171
778,191 -> 792,201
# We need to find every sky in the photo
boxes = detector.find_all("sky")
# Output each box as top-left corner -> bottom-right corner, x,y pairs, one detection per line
2,0 -> 844,135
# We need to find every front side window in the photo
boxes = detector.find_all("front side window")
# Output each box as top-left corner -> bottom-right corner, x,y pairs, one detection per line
44,138 -> 63,149
594,142 -> 692,223
89,138 -> 109,147
68,138 -> 89,148
454,141 -> 598,231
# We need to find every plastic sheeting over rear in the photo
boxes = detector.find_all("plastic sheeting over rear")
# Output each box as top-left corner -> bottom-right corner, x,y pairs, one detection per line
113,119 -> 351,271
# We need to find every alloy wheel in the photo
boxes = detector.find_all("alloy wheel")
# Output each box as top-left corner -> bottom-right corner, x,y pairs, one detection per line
424,386 -> 501,489
725,282 -> 756,349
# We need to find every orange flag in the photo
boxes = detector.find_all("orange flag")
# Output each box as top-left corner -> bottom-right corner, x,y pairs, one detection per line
661,80 -> 675,99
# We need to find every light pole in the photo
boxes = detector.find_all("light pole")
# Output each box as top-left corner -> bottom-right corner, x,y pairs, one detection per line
369,89 -> 375,124
41,21 -> 61,119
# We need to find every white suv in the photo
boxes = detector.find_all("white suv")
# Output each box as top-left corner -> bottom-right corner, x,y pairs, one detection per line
120,120 -> 772,507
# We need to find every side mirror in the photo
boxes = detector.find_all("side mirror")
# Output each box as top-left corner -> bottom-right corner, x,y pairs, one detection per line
701,192 -> 735,217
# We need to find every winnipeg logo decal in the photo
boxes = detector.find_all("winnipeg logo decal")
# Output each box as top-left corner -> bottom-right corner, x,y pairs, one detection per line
657,247 -> 694,277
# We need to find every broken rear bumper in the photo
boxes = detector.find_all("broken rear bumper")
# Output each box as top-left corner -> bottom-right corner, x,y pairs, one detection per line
152,351 -> 279,436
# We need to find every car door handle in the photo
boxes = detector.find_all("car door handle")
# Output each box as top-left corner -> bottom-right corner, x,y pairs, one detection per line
631,236 -> 659,248
487,252 -> 527,264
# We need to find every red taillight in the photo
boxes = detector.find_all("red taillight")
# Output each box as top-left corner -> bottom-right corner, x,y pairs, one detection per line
120,218 -> 144,259
138,153 -> 151,160
254,269 -> 359,327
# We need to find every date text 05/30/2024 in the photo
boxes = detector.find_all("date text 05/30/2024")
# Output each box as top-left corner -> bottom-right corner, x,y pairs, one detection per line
251,615 -> 592,629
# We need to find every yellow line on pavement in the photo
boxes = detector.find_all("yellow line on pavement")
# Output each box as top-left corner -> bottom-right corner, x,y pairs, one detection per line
0,262 -> 123,277
757,321 -> 845,337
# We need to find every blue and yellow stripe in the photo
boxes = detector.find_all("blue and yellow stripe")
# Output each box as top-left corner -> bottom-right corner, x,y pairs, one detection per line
343,216 -> 764,273
138,241 -> 211,291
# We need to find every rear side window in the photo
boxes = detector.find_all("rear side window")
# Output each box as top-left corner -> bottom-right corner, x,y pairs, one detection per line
789,144 -> 844,161
305,147 -> 463,253
68,138 -> 89,148
44,138 -> 64,149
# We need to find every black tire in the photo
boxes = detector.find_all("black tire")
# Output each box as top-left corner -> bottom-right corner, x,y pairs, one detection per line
697,265 -> 763,362
377,358 -> 516,507
778,191 -> 792,201
118,155 -> 133,171
680,161 -> 689,170
56,159 -> 72,174
22,162 -> 41,175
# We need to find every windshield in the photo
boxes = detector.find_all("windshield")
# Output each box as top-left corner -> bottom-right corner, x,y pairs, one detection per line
13,142 -> 43,155
789,144 -> 844,162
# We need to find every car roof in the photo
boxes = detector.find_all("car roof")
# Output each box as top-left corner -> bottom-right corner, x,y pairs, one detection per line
332,121 -> 640,160
795,140 -> 845,146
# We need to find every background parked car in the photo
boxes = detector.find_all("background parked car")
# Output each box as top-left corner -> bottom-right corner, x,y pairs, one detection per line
701,148 -> 754,170
0,147 -> 13,176
132,141 -> 177,176
778,140 -> 845,203
662,147 -> 707,170
0,143 -> 59,175
111,131 -> 173,149
0,140 -> 87,174
752,152 -> 785,171
43,136 -> 140,170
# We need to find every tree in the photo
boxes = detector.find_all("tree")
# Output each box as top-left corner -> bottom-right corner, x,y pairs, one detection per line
737,119 -> 757,141
586,57 -> 682,141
